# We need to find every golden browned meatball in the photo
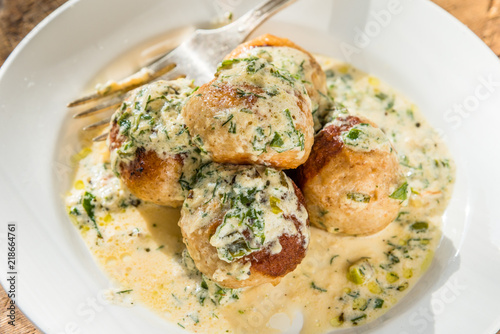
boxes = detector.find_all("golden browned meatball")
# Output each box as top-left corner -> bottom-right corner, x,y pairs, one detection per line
226,34 -> 331,131
182,45 -> 314,169
179,163 -> 309,289
297,115 -> 407,235
108,79 -> 202,207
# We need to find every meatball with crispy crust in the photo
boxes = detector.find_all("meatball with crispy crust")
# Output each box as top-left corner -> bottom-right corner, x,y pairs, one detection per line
297,115 -> 407,235
108,79 -> 202,207
226,34 -> 332,131
182,46 -> 314,169
179,163 -> 309,288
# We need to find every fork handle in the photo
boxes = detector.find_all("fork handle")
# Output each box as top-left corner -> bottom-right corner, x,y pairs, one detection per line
229,0 -> 297,39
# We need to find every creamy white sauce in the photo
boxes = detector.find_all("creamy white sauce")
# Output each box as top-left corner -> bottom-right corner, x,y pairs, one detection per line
65,55 -> 455,333
238,47 -> 332,131
206,57 -> 311,158
110,78 -> 198,173
339,122 -> 392,153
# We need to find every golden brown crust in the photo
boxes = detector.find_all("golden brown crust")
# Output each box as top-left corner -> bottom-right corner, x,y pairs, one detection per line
109,121 -> 185,207
180,180 -> 308,289
297,116 -> 365,183
189,81 -> 263,114
297,117 -> 403,236
227,33 -> 327,94
225,34 -> 310,59
225,34 -> 323,80
108,121 -> 122,150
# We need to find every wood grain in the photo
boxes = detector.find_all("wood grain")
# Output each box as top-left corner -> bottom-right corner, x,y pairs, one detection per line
0,0 -> 499,333
434,0 -> 500,56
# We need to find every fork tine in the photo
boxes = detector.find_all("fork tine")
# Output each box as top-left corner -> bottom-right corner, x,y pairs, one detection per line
72,95 -> 122,119
70,0 -> 297,117
67,92 -> 104,107
92,133 -> 109,142
83,117 -> 111,131
68,64 -> 176,108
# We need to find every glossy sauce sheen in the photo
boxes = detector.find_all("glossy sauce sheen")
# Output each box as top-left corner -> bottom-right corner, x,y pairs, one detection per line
65,56 -> 455,333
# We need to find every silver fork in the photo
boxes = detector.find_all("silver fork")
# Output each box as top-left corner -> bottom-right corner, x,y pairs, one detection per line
69,0 -> 297,141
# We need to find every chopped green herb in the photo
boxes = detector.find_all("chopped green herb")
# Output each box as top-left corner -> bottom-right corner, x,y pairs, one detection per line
189,86 -> 199,95
246,60 -> 265,74
235,88 -> 266,99
373,298 -> 384,309
283,108 -> 305,150
193,135 -> 207,153
270,68 -> 296,85
386,99 -> 395,110
252,127 -> 267,152
176,124 -> 187,135
221,114 -> 234,126
389,182 -> 408,201
330,255 -> 339,265
269,132 -> 284,148
397,282 -> 409,291
351,314 -> 367,325
217,58 -> 241,70
116,289 -> 133,294
311,282 -> 327,292
69,207 -> 80,216
395,211 -> 409,221
189,313 -> 199,324
179,177 -> 192,191
410,222 -> 429,230
228,121 -> 236,134
347,192 -> 371,203
82,192 -> 102,238
266,86 -> 279,96
346,128 -> 362,140
325,69 -> 335,78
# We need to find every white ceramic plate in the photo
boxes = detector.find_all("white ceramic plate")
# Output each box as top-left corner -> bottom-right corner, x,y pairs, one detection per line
1,0 -> 500,333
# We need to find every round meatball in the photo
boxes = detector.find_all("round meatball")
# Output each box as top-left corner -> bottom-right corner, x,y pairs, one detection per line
297,115 -> 406,235
182,46 -> 314,169
108,79 -> 201,207
179,163 -> 310,289
226,34 -> 331,131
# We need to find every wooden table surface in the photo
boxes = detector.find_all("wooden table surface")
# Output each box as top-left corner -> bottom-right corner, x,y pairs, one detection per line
0,0 -> 499,333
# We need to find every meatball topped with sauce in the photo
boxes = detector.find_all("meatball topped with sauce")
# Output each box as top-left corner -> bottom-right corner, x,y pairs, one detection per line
297,115 -> 407,235
182,40 -> 315,169
108,79 -> 202,207
179,162 -> 310,288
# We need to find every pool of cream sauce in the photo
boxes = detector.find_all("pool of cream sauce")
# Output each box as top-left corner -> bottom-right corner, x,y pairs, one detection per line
65,56 -> 455,334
